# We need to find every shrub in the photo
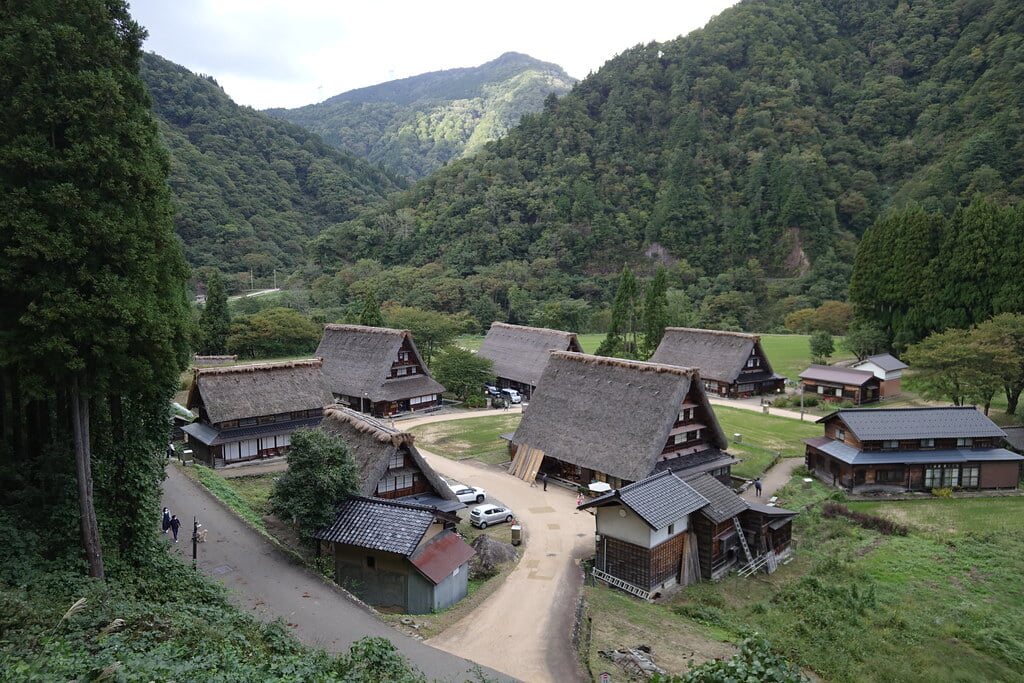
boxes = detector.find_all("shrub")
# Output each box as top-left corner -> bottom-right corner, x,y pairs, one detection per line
663,635 -> 808,682
800,393 -> 820,407
464,394 -> 486,408
931,487 -> 954,498
822,503 -> 909,536
772,396 -> 790,408
835,400 -> 856,408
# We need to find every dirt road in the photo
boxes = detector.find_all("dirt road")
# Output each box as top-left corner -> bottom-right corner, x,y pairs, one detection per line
413,449 -> 592,683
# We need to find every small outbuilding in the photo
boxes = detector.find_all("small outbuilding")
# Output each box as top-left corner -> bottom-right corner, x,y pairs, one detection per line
314,497 -> 473,614
799,364 -> 880,405
477,322 -> 583,399
851,353 -> 908,398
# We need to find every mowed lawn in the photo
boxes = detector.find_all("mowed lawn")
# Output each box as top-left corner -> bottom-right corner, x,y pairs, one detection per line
847,497 -> 1024,535
457,332 -> 850,382
712,405 -> 820,458
408,414 -> 522,465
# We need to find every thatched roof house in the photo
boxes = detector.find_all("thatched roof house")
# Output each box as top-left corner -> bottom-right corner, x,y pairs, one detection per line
182,359 -> 332,467
319,406 -> 461,512
650,328 -> 785,397
315,324 -> 445,416
510,352 -> 735,488
477,322 -> 583,398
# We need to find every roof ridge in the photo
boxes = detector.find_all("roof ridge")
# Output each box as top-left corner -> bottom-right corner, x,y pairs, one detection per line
351,495 -> 439,514
322,324 -> 408,336
490,321 -> 576,339
551,351 -> 697,377
194,358 -> 322,376
664,327 -> 760,342
324,406 -> 414,445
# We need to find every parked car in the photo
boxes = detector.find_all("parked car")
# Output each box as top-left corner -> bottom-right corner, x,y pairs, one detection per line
483,385 -> 501,398
500,388 -> 522,404
469,504 -> 514,529
445,479 -> 486,504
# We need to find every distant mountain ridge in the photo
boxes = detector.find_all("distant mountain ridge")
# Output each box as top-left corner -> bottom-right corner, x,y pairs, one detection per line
266,52 -> 577,179
139,53 -> 404,279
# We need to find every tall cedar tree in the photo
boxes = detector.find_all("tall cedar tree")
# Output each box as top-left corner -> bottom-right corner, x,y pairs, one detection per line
596,266 -> 640,359
198,271 -> 231,354
358,290 -> 385,327
0,1 -> 191,577
641,266 -> 669,358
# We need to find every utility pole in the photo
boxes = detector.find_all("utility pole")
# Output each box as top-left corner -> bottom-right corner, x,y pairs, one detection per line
192,517 -> 199,570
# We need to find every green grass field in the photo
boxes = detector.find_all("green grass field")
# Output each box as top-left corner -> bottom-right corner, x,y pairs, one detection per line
847,497 -> 1024,535
457,332 -> 850,382
408,414 -> 522,465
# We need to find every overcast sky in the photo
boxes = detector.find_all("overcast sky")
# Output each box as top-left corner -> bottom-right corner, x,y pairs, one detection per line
128,0 -> 738,110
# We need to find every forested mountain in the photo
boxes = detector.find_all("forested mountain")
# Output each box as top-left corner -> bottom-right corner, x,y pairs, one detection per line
266,52 -> 576,179
314,0 -> 1022,319
139,53 -> 405,280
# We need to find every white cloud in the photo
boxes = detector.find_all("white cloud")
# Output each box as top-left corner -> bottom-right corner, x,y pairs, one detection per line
129,0 -> 738,109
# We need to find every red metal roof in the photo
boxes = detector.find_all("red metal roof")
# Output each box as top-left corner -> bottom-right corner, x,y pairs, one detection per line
409,531 -> 476,585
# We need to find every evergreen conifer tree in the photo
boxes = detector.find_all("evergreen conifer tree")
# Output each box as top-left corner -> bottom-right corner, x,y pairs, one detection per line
0,0 -> 191,577
597,266 -> 640,358
641,266 -> 669,358
358,290 -> 385,327
198,271 -> 231,354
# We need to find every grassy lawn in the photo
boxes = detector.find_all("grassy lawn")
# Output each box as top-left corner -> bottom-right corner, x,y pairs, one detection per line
408,414 -> 522,465
585,473 -> 1024,681
712,405 -> 820,459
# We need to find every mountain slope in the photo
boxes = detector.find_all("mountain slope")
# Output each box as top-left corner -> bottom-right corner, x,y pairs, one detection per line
139,53 -> 405,278
315,0 -> 1022,283
267,52 -> 577,179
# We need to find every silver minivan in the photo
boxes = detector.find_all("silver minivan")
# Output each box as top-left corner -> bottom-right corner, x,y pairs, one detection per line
500,388 -> 522,404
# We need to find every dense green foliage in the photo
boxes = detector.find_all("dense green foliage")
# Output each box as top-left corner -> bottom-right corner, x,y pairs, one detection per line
268,52 -> 576,180
850,199 -> 1024,350
0,565 -> 425,681
655,636 -> 807,682
315,0 -> 1023,307
270,429 -> 359,540
431,346 -> 494,400
0,0 -> 191,575
809,330 -> 835,363
226,307 -> 322,359
138,53 -> 405,281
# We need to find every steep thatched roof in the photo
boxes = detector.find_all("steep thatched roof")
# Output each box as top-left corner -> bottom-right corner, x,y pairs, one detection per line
187,359 -> 331,425
477,322 -> 583,387
315,324 -> 445,401
650,328 -> 773,384
512,352 -> 729,482
319,407 -> 457,502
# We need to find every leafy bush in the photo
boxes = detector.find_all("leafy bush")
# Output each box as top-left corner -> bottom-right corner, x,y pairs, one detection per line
835,400 -> 856,408
800,393 -> 820,407
654,635 -> 807,682
464,394 -> 486,408
931,487 -> 954,498
772,396 -> 790,408
822,502 -> 909,535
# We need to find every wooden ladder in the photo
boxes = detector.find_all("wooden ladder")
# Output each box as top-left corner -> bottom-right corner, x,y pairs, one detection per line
732,517 -> 754,565
592,568 -> 651,600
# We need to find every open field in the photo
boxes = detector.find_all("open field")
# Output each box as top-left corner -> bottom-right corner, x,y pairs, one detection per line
713,405 -> 819,457
408,414 -> 522,465
585,474 -> 1024,681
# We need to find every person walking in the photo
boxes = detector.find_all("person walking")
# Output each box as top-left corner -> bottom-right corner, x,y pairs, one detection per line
170,514 -> 181,542
541,472 -> 548,491
162,507 -> 171,533
576,492 -> 584,507
754,477 -> 763,497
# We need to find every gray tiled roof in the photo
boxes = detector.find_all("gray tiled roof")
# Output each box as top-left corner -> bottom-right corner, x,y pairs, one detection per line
855,353 -> 908,372
684,472 -> 748,523
582,471 -> 709,529
808,439 -> 1023,466
799,364 -> 877,386
826,407 -> 1007,440
313,496 -> 435,555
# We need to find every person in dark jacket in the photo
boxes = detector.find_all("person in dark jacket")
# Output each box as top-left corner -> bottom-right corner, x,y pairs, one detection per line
170,515 -> 181,542
162,507 -> 171,533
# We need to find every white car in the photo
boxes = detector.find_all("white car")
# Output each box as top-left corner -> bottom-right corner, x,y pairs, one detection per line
500,388 -> 522,404
469,504 -> 514,529
445,479 -> 486,504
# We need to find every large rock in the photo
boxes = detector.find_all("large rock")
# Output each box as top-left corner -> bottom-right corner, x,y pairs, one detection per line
468,534 -> 518,579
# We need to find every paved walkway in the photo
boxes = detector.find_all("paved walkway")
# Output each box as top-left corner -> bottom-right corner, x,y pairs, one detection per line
739,457 -> 805,503
160,465 -> 512,682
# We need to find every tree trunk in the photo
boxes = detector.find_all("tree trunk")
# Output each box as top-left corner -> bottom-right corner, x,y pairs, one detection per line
1006,383 -> 1021,416
71,375 -> 104,580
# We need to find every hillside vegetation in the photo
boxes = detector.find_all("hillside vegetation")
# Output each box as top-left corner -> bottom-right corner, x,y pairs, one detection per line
140,53 -> 405,280
267,52 -> 576,180
310,0 -> 1021,325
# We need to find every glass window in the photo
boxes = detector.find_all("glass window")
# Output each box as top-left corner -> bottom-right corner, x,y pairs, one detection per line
924,465 -> 959,488
962,466 -> 979,487
835,428 -> 846,441
882,440 -> 899,449
956,437 -> 973,448
920,439 -> 935,448
817,386 -> 825,394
